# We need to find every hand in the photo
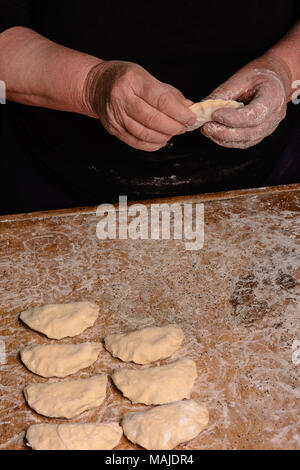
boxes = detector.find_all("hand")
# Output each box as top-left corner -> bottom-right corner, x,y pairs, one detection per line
85,60 -> 196,152
201,54 -> 292,149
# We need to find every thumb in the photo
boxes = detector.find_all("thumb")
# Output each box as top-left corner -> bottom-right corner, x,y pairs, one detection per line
204,71 -> 254,102
184,98 -> 194,106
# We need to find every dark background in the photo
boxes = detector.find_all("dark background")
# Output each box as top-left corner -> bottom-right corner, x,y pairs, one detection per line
0,1 -> 299,216
0,106 -> 3,133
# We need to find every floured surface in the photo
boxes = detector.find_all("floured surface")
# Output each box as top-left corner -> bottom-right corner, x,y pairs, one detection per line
0,185 -> 299,450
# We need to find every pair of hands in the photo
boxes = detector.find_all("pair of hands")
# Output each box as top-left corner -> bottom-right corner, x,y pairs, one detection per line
85,56 -> 291,151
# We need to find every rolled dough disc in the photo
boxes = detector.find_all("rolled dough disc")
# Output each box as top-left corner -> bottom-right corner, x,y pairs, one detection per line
24,375 -> 107,418
187,99 -> 244,131
104,324 -> 184,364
20,342 -> 102,378
19,301 -> 99,339
122,399 -> 209,450
26,422 -> 123,450
112,358 -> 197,405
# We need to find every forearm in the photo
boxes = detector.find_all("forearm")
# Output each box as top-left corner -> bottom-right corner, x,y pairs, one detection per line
263,19 -> 300,100
0,26 -> 102,116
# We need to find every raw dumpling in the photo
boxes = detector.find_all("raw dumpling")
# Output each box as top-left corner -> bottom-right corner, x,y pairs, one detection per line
187,99 -> 244,131
24,375 -> 107,418
104,324 -> 184,364
112,358 -> 197,405
20,342 -> 102,377
26,423 -> 122,450
122,399 -> 209,450
20,301 -> 99,339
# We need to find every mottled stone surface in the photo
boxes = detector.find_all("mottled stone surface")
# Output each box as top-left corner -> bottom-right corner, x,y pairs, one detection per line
0,185 -> 299,450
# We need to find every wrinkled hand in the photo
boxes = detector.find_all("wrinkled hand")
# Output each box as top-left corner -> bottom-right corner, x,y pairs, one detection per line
201,55 -> 292,149
85,60 -> 196,151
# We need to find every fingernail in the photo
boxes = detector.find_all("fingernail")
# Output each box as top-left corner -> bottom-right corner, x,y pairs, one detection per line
187,117 -> 196,126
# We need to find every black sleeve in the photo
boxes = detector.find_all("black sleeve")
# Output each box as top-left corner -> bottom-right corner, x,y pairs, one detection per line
0,0 -> 33,34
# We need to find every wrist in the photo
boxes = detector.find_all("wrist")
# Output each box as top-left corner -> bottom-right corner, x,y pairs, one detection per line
255,51 -> 293,100
81,60 -> 108,118
83,60 -> 137,118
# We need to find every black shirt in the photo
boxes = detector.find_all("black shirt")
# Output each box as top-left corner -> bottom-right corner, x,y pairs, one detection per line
1,0 -> 300,208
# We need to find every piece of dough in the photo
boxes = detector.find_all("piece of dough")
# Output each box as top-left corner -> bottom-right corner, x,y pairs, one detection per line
187,99 -> 244,131
20,342 -> 102,378
20,301 -> 99,339
104,324 -> 184,364
112,358 -> 197,405
24,375 -> 107,418
26,423 -> 122,450
122,399 -> 209,450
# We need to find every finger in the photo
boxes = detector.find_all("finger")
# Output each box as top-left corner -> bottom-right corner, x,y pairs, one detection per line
201,122 -> 268,149
163,83 -> 194,107
176,96 -> 194,107
123,114 -> 171,144
124,134 -> 166,152
105,121 -> 167,152
205,72 -> 254,102
184,98 -> 194,106
120,130 -> 167,152
125,95 -> 188,136
212,100 -> 269,128
201,121 -> 279,145
138,82 -> 196,127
